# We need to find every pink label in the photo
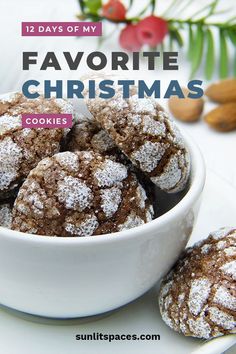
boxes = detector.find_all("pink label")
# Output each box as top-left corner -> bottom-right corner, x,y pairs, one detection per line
22,114 -> 73,128
22,22 -> 102,36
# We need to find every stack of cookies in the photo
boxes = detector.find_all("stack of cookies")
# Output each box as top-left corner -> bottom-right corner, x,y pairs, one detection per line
0,88 -> 190,237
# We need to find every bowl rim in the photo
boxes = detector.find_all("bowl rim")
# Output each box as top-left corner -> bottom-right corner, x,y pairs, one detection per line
0,131 -> 206,245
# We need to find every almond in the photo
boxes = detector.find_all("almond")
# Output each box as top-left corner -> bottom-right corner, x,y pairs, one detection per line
205,79 -> 236,103
204,102 -> 236,132
168,88 -> 204,122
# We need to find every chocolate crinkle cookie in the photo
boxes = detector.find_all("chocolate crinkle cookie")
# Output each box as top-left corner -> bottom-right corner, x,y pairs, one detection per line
85,93 -> 190,193
67,115 -> 117,155
12,151 -> 154,237
0,92 -> 73,200
67,115 -> 133,172
159,227 -> 236,339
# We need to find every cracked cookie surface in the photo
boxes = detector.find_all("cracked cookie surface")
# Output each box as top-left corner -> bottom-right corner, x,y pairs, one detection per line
85,93 -> 190,193
0,202 -> 13,228
159,227 -> 236,339
12,151 -> 154,236
0,92 -> 73,200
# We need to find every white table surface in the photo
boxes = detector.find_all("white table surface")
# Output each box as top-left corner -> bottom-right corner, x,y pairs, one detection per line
0,1 -> 235,353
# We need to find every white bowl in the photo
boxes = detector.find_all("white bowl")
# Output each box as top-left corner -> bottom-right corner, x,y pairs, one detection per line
0,132 -> 205,318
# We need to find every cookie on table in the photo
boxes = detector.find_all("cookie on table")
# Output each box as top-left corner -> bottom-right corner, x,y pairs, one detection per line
12,151 -> 154,237
85,93 -> 190,193
0,92 -> 73,200
159,227 -> 236,339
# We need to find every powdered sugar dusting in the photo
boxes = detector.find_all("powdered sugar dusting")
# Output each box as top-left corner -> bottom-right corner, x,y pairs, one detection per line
65,214 -> 98,236
151,154 -> 181,190
100,187 -> 122,218
0,115 -> 21,134
57,176 -> 93,211
0,204 -> 12,228
187,316 -> 211,339
146,205 -> 154,222
160,281 -> 173,298
0,137 -> 22,190
94,159 -> 127,187
220,261 -> 236,280
136,185 -> 147,209
214,286 -> 236,311
178,293 -> 185,305
201,244 -> 212,254
142,115 -> 166,136
131,115 -> 142,126
217,240 -> 227,250
164,294 -> 173,310
161,310 -> 174,328
224,247 -> 236,256
27,192 -> 44,217
188,278 -> 212,316
54,98 -> 73,114
118,212 -> 144,231
54,152 -> 79,172
210,227 -> 235,240
129,95 -> 155,114
209,307 -> 236,330
166,118 -> 185,148
80,151 -> 94,163
132,141 -> 167,173
84,78 -> 129,112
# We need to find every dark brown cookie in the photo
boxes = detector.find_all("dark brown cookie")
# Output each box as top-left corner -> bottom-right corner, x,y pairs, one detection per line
12,151 -> 154,236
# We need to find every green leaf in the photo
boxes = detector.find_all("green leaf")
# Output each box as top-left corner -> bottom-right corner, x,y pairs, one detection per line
151,0 -> 156,13
190,24 -> 204,78
169,28 -> 184,49
228,29 -> 236,46
219,29 -> 228,78
128,0 -> 134,9
78,0 -> 85,13
187,25 -> 194,60
205,28 -> 215,80
85,13 -> 100,21
84,0 -> 102,15
173,29 -> 184,47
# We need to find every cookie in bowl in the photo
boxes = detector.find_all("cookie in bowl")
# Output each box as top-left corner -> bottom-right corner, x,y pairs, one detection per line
0,92 -> 73,200
12,151 -> 154,236
85,93 -> 190,193
0,201 -> 13,228
67,115 -> 118,155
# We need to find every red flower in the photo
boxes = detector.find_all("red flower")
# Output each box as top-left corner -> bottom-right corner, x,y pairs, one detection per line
136,15 -> 168,46
102,0 -> 126,21
119,24 -> 142,51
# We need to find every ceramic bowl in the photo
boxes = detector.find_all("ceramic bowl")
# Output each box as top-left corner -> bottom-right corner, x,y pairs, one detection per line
0,132 -> 205,318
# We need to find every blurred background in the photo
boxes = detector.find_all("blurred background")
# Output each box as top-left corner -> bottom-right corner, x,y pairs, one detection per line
0,2 -> 235,353
0,0 -> 236,190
